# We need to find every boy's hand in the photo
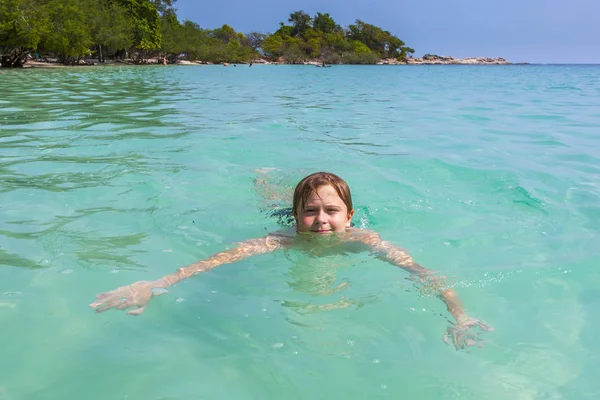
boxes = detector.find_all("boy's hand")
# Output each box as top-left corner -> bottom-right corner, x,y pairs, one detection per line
444,317 -> 493,350
89,280 -> 167,315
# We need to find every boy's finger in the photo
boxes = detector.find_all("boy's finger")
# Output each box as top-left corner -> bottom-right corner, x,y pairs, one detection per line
94,299 -> 122,313
127,306 -> 146,315
89,300 -> 104,308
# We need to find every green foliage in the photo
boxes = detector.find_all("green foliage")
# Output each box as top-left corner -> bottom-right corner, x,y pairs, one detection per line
306,38 -> 321,59
341,51 -> 380,64
323,31 -> 351,53
0,0 -> 160,65
0,5 -> 413,66
89,0 -> 133,51
345,19 -> 414,60
0,0 -> 49,66
348,20 -> 396,57
274,23 -> 293,38
313,13 -> 340,34
282,43 -> 304,64
261,34 -> 284,58
350,40 -> 371,55
159,19 -> 258,63
150,0 -> 177,16
41,0 -> 94,64
0,0 -> 48,49
263,11 -> 413,64
399,46 -> 415,61
211,24 -> 236,43
287,10 -> 311,37
116,0 -> 161,50
158,14 -> 180,59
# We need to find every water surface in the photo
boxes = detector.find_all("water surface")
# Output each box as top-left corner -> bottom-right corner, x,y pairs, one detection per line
1,64 -> 600,399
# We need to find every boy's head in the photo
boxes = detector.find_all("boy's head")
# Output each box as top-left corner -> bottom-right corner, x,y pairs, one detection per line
292,172 -> 354,233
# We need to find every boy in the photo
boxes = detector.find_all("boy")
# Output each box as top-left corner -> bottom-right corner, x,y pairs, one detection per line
91,172 -> 492,349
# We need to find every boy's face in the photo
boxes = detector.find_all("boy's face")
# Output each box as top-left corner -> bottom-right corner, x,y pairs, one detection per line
294,185 -> 354,234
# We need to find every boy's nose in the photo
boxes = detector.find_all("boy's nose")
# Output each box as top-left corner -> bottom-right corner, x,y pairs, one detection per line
316,211 -> 328,223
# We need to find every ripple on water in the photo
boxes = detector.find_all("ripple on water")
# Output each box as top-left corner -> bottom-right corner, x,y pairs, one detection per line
1,65 -> 600,399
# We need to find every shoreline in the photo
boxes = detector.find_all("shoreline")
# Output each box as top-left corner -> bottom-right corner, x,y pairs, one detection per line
16,56 -> 519,69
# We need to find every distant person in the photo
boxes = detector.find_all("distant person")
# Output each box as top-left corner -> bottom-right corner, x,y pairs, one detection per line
90,172 -> 492,349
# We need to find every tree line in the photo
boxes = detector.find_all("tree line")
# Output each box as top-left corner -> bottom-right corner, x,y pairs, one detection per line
0,0 -> 414,67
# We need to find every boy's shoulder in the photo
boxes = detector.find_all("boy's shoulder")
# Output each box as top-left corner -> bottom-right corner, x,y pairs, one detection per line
265,228 -> 297,247
347,228 -> 382,244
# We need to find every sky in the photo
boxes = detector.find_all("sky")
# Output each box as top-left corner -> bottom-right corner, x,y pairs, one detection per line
174,0 -> 599,64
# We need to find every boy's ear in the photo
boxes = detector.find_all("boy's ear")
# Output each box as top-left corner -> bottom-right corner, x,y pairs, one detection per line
346,209 -> 355,227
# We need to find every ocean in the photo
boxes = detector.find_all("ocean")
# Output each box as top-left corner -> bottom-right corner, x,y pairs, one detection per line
1,64 -> 599,399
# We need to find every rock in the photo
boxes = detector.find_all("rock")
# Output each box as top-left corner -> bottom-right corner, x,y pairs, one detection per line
404,55 -> 511,65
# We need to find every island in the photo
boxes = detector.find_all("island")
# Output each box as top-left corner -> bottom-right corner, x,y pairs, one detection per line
0,1 -> 516,68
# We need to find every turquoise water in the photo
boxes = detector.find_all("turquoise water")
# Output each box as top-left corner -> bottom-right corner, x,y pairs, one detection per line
1,64 -> 600,399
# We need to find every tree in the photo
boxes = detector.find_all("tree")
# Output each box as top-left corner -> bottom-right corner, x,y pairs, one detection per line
346,19 -> 407,59
160,20 -> 258,64
1,7 -> 414,66
159,12 -> 181,61
150,0 -> 177,17
287,10 -> 311,37
41,0 -> 93,65
381,30 -> 405,58
313,12 -> 339,34
274,21 -> 293,38
399,46 -> 414,60
323,31 -> 351,54
211,24 -> 236,43
350,40 -> 370,54
261,12 -> 413,64
246,32 -> 266,52
0,0 -> 49,67
178,21 -> 211,61
347,20 -> 383,54
281,38 -> 304,63
89,0 -> 133,62
261,34 -> 284,59
116,0 -> 161,59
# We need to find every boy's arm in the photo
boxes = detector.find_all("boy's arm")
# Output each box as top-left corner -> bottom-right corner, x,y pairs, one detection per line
90,235 -> 284,315
157,236 -> 282,288
356,231 -> 492,348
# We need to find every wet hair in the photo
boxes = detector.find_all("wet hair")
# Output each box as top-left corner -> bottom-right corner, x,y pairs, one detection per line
292,172 -> 353,217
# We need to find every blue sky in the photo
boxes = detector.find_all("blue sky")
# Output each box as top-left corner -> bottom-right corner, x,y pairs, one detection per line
174,0 -> 599,64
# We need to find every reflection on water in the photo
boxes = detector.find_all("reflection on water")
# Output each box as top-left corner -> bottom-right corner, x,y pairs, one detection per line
281,251 -> 362,316
1,67 -> 188,271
